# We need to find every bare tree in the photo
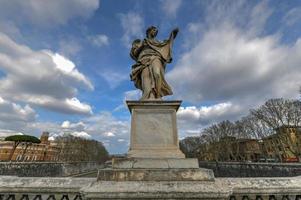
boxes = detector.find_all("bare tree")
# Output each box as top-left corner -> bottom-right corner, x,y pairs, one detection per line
251,99 -> 301,128
55,135 -> 109,163
180,136 -> 203,158
250,98 -> 301,161
181,98 -> 301,162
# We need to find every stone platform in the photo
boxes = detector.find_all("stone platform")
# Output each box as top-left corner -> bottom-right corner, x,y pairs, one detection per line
98,158 -> 214,181
1,176 -> 301,200
112,158 -> 199,169
97,168 -> 214,181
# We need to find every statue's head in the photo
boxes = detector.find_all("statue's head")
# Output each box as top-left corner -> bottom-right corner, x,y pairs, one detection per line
146,26 -> 158,38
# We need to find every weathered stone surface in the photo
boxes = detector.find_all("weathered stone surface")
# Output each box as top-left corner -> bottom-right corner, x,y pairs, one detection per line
218,177 -> 301,196
0,176 -> 92,192
127,101 -> 185,159
112,158 -> 199,169
0,162 -> 99,177
0,176 -> 301,199
82,176 -> 301,199
97,168 -> 214,181
199,161 -> 301,177
82,180 -> 230,199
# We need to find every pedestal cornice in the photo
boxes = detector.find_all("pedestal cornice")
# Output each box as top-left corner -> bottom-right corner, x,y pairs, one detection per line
126,100 -> 182,113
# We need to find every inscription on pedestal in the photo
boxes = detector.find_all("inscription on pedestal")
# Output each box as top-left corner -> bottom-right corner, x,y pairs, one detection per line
133,109 -> 176,148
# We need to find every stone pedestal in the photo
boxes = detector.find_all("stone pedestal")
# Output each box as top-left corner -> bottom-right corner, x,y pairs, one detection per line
97,100 -> 214,182
127,100 -> 185,159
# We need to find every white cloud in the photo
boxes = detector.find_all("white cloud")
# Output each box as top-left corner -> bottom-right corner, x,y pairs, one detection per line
168,1 -> 301,103
166,1 -> 301,136
51,53 -> 93,89
65,98 -> 92,114
282,7 -> 301,26
85,112 -> 129,136
99,70 -> 128,89
177,103 -> 243,137
103,131 -> 116,137
0,32 -> 93,115
0,97 -> 37,137
168,24 -> 301,104
124,90 -> 141,101
59,39 -> 82,57
247,0 -> 273,36
89,34 -> 109,47
0,21 -> 21,39
71,131 -> 91,139
178,102 -> 240,123
0,97 -> 36,123
61,121 -> 71,129
38,112 -> 129,153
112,90 -> 141,112
61,120 -> 85,131
0,109 -> 130,153
119,12 -> 144,47
48,136 -> 55,141
0,0 -> 100,27
160,0 -> 182,18
0,129 -> 23,138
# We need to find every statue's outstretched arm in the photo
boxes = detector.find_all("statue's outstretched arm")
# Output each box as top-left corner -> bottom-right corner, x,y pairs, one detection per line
169,27 -> 179,40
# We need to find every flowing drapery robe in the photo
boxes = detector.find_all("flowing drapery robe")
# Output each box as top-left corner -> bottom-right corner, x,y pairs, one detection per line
130,31 -> 176,100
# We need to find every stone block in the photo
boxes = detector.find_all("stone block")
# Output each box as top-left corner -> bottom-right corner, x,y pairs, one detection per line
97,168 -> 215,181
112,158 -> 199,169
126,101 -> 185,159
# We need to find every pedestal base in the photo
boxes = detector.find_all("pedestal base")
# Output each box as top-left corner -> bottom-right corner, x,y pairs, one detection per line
112,158 -> 199,169
128,148 -> 185,158
97,168 -> 214,181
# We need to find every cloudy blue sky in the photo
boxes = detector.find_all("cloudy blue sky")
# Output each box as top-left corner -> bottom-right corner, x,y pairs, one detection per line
0,0 -> 300,153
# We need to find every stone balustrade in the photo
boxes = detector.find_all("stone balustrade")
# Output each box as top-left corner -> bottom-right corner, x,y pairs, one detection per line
0,176 -> 300,199
199,161 -> 301,177
0,162 -> 100,177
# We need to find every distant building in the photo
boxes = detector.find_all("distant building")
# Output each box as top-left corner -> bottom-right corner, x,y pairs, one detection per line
262,126 -> 301,162
0,132 -> 60,162
198,136 -> 262,162
236,138 -> 261,162
193,126 -> 301,163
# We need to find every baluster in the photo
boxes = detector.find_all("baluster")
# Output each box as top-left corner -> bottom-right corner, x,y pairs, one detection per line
33,195 -> 42,200
6,195 -> 15,200
73,195 -> 82,200
46,195 -> 56,200
20,195 -> 29,200
256,195 -> 263,200
61,195 -> 69,200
